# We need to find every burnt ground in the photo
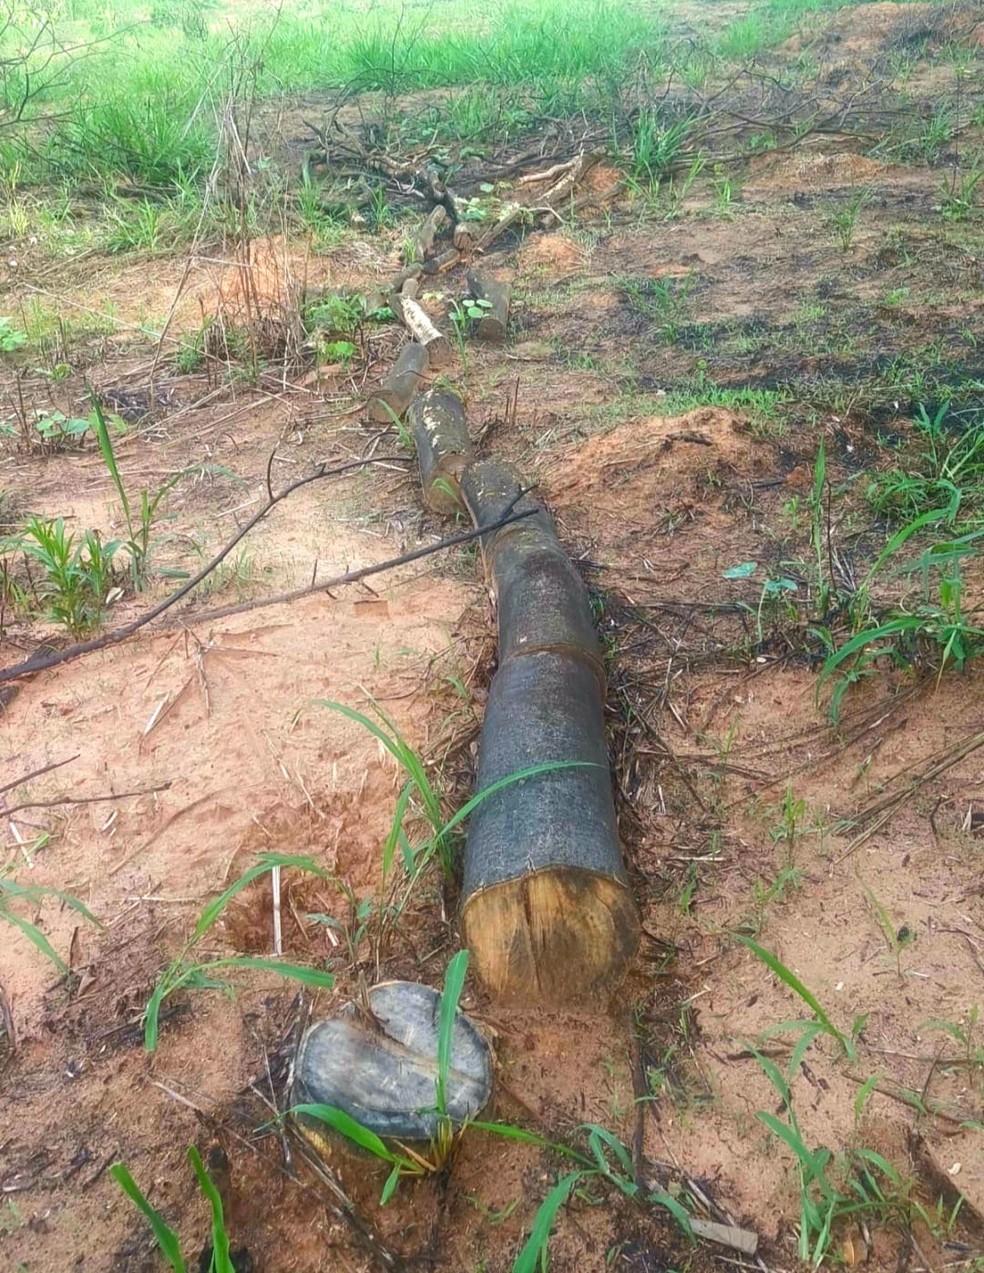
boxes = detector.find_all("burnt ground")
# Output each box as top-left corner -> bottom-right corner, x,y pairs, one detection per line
1,3 -> 983,1272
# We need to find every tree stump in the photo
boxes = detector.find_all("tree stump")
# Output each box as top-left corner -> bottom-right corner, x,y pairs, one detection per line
291,981 -> 493,1159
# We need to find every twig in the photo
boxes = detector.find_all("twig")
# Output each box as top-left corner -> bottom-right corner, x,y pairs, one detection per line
0,452 -> 408,686
835,728 -> 984,862
2,781 -> 172,818
150,505 -> 538,628
0,755 -> 80,800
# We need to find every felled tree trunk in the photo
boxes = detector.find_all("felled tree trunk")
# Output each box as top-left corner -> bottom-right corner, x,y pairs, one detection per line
367,342 -> 429,423
459,650 -> 639,1001
459,458 -> 638,1000
390,290 -> 451,369
465,270 -> 511,342
408,388 -> 475,515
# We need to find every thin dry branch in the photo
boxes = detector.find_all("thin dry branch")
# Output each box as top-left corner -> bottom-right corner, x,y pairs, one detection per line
1,505 -> 536,685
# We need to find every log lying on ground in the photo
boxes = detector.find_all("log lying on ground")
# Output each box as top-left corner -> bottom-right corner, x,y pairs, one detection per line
412,205 -> 448,261
367,342 -> 429,423
465,270 -> 511,343
292,981 -> 492,1156
409,388 -> 475,515
461,459 -> 603,684
390,289 -> 451,369
459,651 -> 639,1001
413,439 -> 638,1000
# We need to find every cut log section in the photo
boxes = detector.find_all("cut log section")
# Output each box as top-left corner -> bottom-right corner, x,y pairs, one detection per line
462,459 -> 603,684
460,652 -> 639,1001
291,981 -> 492,1155
465,270 -> 511,342
367,342 -> 429,423
390,291 -> 451,369
408,388 -> 475,515
401,400 -> 638,1002
411,205 -> 448,261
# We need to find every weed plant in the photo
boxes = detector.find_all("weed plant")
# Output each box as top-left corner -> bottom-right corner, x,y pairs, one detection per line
143,852 -> 336,1051
112,1146 -> 235,1273
0,872 -> 102,973
5,516 -> 121,635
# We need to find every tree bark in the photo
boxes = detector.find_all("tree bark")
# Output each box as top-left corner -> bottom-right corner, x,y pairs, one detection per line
465,270 -> 511,342
366,342 -> 429,423
408,388 -> 475,515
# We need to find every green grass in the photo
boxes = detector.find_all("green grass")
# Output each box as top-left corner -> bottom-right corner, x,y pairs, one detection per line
143,852 -> 336,1050
750,1044 -> 909,1267
0,873 -> 102,973
112,1146 -> 236,1273
2,516 -> 122,636
1,0 -> 665,194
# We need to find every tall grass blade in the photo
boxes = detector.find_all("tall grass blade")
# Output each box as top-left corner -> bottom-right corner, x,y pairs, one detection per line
436,950 -> 469,1116
438,761 -> 597,839
3,908 -> 70,973
736,936 -> 851,1055
188,1147 -> 234,1273
190,852 -> 329,944
513,1172 -> 581,1273
0,878 -> 103,926
90,395 -> 133,539
290,1103 -> 400,1164
110,1162 -> 187,1273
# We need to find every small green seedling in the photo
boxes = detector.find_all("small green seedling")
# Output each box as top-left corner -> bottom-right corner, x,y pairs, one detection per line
143,853 -> 335,1050
111,1146 -> 237,1273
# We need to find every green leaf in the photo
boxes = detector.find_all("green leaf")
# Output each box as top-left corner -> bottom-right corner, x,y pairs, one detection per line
291,1103 -> 399,1164
90,395 -> 133,539
2,909 -> 69,973
723,561 -> 757,579
380,1163 -> 402,1205
0,879 -> 102,926
111,1163 -> 187,1273
513,1172 -> 581,1273
470,1121 -> 584,1163
188,1147 -> 234,1273
201,957 -> 335,987
437,762 -> 597,840
382,780 -> 414,879
736,935 -> 850,1055
649,1188 -> 693,1237
191,853 -> 329,944
436,950 -> 469,1115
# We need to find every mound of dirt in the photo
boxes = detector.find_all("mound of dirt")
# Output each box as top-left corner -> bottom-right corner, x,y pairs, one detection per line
545,408 -> 770,529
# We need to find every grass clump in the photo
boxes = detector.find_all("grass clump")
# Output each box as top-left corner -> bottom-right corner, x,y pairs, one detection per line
3,516 -> 121,636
